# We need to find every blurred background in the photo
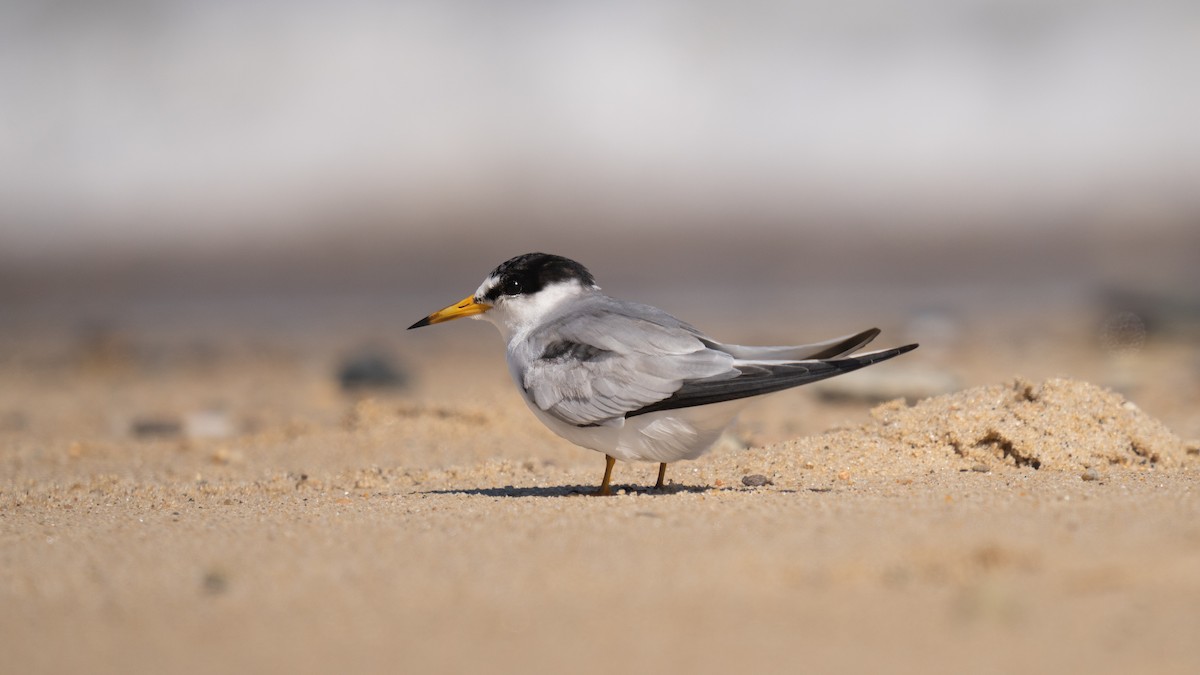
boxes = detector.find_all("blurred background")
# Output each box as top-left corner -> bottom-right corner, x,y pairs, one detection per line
1,0 -> 1198,436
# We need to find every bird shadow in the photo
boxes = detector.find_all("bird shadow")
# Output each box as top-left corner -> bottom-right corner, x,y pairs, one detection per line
420,483 -> 715,498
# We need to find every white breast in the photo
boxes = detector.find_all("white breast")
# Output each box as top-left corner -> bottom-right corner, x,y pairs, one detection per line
520,394 -> 748,463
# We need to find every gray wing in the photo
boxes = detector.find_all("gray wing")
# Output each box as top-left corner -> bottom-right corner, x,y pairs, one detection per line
626,343 -> 919,418
519,303 -> 737,427
698,328 -> 880,361
518,296 -> 916,427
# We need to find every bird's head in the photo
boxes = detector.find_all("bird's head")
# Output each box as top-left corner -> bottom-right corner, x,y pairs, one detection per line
408,252 -> 598,338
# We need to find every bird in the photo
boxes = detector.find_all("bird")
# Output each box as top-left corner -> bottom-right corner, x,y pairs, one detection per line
409,252 -> 918,495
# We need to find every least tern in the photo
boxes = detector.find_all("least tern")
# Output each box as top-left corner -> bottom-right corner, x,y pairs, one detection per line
409,252 -> 918,495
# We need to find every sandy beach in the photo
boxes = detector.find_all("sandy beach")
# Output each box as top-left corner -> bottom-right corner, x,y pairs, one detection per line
5,3 -> 1200,672
2,310 -> 1198,675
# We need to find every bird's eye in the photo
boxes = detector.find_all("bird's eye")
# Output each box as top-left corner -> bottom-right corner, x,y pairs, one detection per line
503,278 -> 522,295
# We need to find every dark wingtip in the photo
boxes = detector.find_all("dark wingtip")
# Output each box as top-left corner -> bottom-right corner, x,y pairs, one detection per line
805,327 -> 882,359
855,327 -> 882,348
898,343 -> 919,353
408,316 -> 432,330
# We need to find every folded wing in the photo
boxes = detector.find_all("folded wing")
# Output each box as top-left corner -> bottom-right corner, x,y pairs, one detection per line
518,299 -> 915,428
698,327 -> 880,361
520,309 -> 735,427
626,343 -> 918,418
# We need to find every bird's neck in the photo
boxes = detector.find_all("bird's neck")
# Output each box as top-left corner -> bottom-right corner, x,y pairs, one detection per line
485,282 -> 596,344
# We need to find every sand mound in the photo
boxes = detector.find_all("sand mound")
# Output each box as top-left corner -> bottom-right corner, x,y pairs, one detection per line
865,377 -> 1192,471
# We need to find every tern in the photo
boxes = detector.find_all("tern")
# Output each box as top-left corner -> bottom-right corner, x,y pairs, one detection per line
409,252 -> 917,495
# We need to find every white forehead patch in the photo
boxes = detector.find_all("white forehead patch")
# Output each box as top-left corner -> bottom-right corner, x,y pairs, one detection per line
475,274 -> 501,301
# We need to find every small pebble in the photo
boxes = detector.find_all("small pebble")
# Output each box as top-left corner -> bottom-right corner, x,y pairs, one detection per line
1081,468 -> 1100,481
201,571 -> 228,595
338,352 -> 408,392
741,474 -> 772,487
971,464 -> 990,473
130,417 -> 182,439
185,410 -> 234,439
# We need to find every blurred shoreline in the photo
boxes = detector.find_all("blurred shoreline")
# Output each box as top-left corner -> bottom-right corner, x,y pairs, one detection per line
3,220 -> 1197,334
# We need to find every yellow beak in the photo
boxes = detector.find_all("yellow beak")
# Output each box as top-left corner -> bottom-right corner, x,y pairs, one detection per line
408,295 -> 492,329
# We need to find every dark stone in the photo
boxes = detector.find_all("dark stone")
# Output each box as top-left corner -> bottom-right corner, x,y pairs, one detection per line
130,417 -> 182,438
338,352 -> 408,392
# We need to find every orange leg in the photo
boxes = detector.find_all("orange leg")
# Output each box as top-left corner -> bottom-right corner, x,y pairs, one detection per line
593,455 -> 616,496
